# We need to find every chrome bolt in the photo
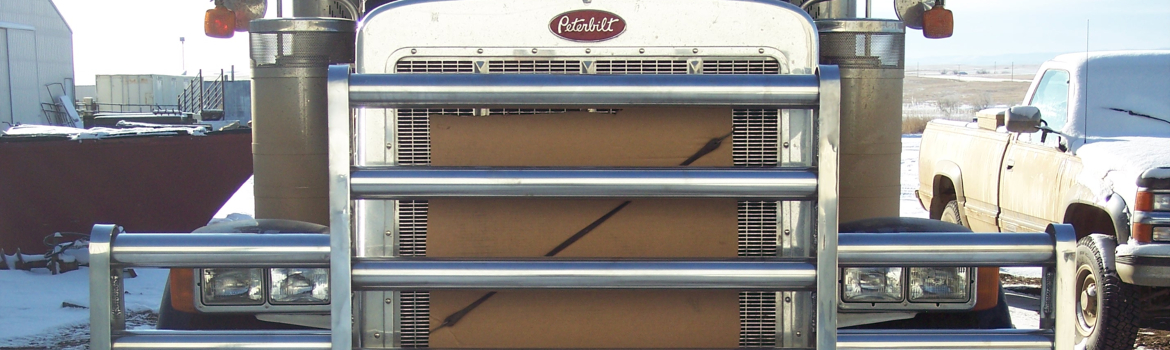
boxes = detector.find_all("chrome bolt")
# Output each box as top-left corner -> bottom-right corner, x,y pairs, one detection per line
783,142 -> 790,148
784,296 -> 792,302
795,331 -> 802,337
385,230 -> 392,236
759,48 -> 765,54
784,229 -> 791,235
410,48 -> 417,54
386,298 -> 393,304
638,48 -> 645,54
477,48 -> 484,54
373,332 -> 381,339
692,48 -> 699,54
532,48 -> 538,54
585,48 -> 592,54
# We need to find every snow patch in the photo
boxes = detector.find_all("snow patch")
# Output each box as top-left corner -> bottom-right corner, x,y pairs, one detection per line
2,122 -> 207,141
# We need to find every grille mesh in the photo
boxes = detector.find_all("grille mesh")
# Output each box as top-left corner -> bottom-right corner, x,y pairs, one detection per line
396,60 -> 475,74
393,56 -> 781,348
596,60 -> 688,74
733,109 -> 780,167
489,60 -> 581,74
705,59 -> 781,75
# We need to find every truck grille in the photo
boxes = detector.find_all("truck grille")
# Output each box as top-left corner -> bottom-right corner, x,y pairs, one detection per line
394,57 -> 781,348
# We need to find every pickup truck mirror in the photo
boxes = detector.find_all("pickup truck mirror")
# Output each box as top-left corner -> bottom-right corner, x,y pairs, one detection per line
1006,106 -> 1042,133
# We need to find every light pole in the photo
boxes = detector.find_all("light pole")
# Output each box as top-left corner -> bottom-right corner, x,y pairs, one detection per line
180,37 -> 186,75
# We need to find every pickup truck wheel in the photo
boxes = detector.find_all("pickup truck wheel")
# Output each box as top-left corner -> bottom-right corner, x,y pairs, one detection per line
1075,236 -> 1140,350
939,200 -> 966,227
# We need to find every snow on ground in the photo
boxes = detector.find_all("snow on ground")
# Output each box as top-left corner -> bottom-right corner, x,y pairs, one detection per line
0,268 -> 168,346
0,138 -> 1046,345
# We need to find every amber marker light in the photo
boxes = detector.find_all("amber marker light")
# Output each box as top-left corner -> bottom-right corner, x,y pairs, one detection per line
205,4 -> 236,38
922,2 -> 953,39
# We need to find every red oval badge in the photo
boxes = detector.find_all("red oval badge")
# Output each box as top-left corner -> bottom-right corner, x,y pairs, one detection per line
549,10 -> 626,42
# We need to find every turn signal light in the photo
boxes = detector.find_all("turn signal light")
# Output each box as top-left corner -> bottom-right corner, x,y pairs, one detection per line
1135,223 -> 1152,243
922,3 -> 953,39
205,5 -> 236,38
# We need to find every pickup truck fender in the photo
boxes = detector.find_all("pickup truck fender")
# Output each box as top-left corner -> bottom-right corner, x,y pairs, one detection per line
929,160 -> 966,217
1060,192 -> 1132,243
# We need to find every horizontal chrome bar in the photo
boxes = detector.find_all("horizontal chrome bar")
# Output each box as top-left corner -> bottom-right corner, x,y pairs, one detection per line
350,167 -> 817,199
352,259 -> 817,290
837,329 -> 1053,350
111,233 -> 330,268
838,232 -> 1054,267
348,74 -> 820,108
112,330 -> 330,350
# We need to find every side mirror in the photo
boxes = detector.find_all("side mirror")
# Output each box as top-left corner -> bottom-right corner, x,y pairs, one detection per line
1005,106 -> 1042,133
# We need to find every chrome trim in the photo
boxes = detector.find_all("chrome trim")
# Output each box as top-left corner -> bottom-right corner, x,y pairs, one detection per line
111,330 -> 331,350
89,224 -> 118,350
347,74 -> 820,108
250,18 -> 356,33
815,64 -> 840,350
351,260 -> 817,290
350,168 -> 817,199
1045,223 -> 1077,349
837,232 -> 1054,266
1134,210 -> 1170,225
837,329 -> 1053,350
110,234 -> 329,267
326,65 -> 354,350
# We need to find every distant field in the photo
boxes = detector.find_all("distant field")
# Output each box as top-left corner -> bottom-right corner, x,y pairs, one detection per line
901,75 -> 1032,134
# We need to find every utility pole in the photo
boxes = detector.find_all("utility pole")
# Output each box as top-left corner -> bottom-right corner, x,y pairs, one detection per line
1011,62 -> 1014,81
180,37 -> 187,75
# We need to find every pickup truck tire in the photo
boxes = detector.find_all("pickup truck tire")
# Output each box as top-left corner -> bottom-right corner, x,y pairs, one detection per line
939,200 -> 966,228
1075,236 -> 1140,350
840,217 -> 1012,329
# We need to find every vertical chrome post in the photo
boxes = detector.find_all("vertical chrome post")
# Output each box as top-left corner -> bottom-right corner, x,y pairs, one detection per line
88,224 -> 121,350
327,65 -> 353,350
815,65 -> 841,350
1048,224 -> 1077,349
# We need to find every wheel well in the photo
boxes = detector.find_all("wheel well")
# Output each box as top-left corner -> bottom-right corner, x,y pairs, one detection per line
1064,203 -> 1115,241
930,175 -> 957,220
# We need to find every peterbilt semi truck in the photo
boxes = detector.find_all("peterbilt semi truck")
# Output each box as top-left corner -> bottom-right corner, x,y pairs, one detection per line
89,1 -> 1079,349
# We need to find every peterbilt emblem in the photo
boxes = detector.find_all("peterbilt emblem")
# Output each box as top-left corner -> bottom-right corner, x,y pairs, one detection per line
549,10 -> 626,42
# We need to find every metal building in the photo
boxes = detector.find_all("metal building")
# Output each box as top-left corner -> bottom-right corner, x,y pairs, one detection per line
0,0 -> 73,127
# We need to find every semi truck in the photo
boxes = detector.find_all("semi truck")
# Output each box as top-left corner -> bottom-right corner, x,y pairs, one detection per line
88,1 -> 1080,349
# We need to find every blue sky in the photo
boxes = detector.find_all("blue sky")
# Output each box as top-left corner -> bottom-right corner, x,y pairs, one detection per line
53,0 -> 1170,85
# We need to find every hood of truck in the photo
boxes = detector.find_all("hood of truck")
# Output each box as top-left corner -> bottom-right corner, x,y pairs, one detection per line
1075,136 -> 1170,208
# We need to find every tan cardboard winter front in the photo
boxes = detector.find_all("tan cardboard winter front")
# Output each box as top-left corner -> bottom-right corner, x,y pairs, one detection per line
426,107 -> 741,348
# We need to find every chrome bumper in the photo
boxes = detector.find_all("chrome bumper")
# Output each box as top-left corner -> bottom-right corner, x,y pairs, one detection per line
1116,243 -> 1170,286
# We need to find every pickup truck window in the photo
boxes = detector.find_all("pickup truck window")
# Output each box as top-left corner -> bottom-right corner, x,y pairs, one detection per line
1021,69 -> 1070,147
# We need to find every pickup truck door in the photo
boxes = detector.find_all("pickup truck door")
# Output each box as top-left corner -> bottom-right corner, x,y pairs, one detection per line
997,69 -> 1073,232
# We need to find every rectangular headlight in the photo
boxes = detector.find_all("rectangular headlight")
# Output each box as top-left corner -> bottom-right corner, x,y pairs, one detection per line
909,267 -> 970,302
1155,194 -> 1170,211
1153,227 -> 1170,242
269,268 -> 330,304
842,267 -> 903,302
201,268 -> 264,305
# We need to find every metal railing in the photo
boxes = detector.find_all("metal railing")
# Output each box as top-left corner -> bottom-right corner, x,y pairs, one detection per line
178,70 -> 227,115
88,65 -> 1076,350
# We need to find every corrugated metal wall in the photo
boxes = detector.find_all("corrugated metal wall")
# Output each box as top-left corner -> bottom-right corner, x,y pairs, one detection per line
0,27 -> 10,127
0,0 -> 73,126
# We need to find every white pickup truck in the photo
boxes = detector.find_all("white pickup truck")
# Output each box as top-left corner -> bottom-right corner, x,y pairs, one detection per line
917,50 -> 1170,350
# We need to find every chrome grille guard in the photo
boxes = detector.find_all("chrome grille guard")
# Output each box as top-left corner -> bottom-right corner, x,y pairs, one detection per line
88,66 -> 1076,350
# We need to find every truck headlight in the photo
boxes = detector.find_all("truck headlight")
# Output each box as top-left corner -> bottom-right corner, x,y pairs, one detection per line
909,267 -> 970,302
201,268 -> 264,305
1154,194 -> 1170,211
1152,227 -> 1170,242
842,267 -> 903,302
269,268 -> 330,304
